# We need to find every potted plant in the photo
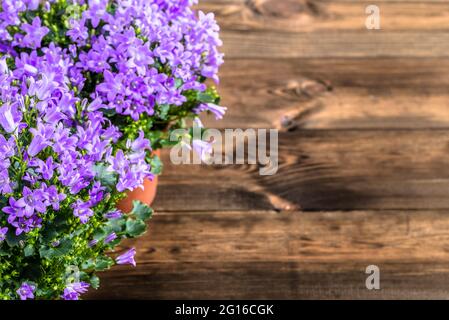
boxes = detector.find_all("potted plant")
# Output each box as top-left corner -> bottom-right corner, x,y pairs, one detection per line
0,0 -> 224,300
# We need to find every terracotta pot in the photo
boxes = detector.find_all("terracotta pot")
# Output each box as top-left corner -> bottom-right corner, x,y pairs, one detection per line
117,149 -> 160,213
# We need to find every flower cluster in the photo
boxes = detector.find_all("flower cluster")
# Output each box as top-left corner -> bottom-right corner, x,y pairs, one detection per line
0,0 -> 223,300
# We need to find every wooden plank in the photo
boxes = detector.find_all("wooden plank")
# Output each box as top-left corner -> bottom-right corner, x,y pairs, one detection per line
200,1 -> 449,58
199,0 -> 449,32
220,31 -> 449,58
154,129 -> 449,211
88,210 -> 449,299
209,58 -> 449,130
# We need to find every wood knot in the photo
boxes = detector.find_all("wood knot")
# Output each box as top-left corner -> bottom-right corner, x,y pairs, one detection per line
245,0 -> 321,18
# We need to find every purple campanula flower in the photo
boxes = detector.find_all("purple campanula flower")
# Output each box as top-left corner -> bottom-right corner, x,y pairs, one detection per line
42,185 -> 66,211
30,156 -> 54,180
13,51 -> 39,78
0,101 -> 22,133
11,216 -> 42,236
21,17 -> 49,49
127,131 -> 151,152
62,282 -> 90,300
96,70 -> 127,101
0,134 -> 15,158
104,232 -> 117,244
188,138 -> 214,163
116,169 -> 136,192
104,210 -> 122,220
2,197 -> 25,222
88,239 -> 98,248
23,0 -> 40,10
0,0 -> 226,299
82,0 -> 109,28
0,226 -> 7,242
72,200 -> 94,224
52,124 -> 78,154
27,135 -> 48,157
16,186 -> 47,217
88,181 -> 105,206
194,103 -> 227,120
108,149 -> 128,173
67,18 -> 88,45
0,169 -> 12,194
28,122 -> 54,157
116,248 -> 136,267
17,283 -> 35,300
193,117 -> 204,129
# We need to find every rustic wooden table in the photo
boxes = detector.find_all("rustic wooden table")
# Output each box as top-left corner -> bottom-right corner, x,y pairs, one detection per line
88,0 -> 449,299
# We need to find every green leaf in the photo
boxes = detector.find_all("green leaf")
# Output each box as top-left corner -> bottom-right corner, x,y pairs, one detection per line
39,239 -> 72,259
93,164 -> 117,188
131,201 -> 153,221
149,154 -> 163,175
175,78 -> 183,89
104,217 -> 126,233
5,231 -> 26,247
95,256 -> 114,271
90,275 -> 100,289
92,228 -> 106,241
197,89 -> 220,104
81,259 -> 95,270
101,108 -> 117,116
157,104 -> 170,120
0,247 -> 10,257
24,245 -> 35,257
41,217 -> 68,242
126,219 -> 147,237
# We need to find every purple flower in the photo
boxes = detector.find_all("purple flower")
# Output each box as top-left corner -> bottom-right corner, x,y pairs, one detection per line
2,197 -> 25,221
28,122 -> 54,157
88,239 -> 98,248
0,135 -> 15,158
104,232 -> 117,244
128,131 -> 151,152
31,157 -> 54,180
96,70 -> 128,101
82,0 -> 109,28
62,282 -> 90,300
116,248 -> 136,267
16,186 -> 47,217
67,18 -> 88,45
0,102 -> 22,133
190,139 -> 214,163
42,185 -> 66,211
194,103 -> 227,120
72,200 -> 94,224
0,169 -> 13,194
104,210 -> 122,220
88,181 -> 105,206
21,17 -> 49,49
17,283 -> 35,300
11,216 -> 42,236
0,226 -> 7,242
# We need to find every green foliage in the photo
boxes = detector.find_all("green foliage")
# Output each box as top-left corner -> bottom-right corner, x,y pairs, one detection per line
126,219 -> 147,237
0,0 -> 222,300
131,201 -> 154,221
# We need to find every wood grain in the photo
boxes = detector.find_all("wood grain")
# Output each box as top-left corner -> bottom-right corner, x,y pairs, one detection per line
88,210 -> 449,299
155,129 -> 449,211
220,31 -> 449,58
210,58 -> 449,130
92,0 -> 449,300
200,0 -> 449,32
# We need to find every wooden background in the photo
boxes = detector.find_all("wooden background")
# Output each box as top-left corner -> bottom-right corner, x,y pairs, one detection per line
88,0 -> 449,299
